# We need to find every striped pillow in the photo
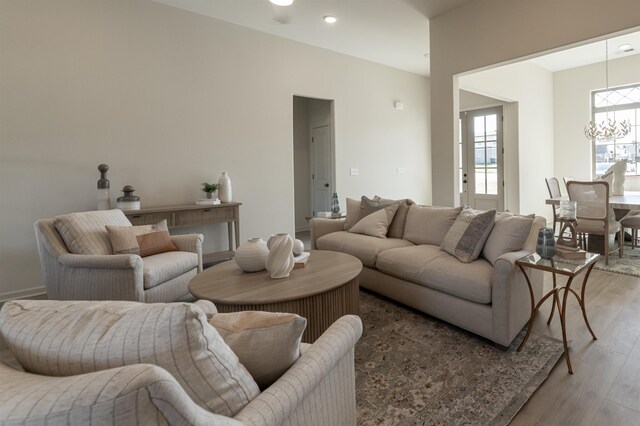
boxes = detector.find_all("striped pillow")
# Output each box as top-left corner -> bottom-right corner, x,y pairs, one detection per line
441,207 -> 496,263
0,300 -> 260,417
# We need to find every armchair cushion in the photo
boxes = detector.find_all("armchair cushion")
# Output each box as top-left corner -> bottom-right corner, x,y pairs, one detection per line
53,209 -> 131,255
142,251 -> 199,289
0,300 -> 260,417
210,311 -> 307,389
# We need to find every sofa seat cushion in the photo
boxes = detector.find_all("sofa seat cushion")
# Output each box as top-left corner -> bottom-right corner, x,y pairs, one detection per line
316,231 -> 414,268
143,251 -> 198,289
376,245 -> 493,304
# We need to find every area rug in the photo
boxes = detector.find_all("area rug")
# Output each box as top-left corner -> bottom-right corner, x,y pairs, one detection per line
356,291 -> 564,425
588,248 -> 640,277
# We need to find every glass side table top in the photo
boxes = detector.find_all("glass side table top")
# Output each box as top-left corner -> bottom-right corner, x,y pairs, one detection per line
516,252 -> 600,276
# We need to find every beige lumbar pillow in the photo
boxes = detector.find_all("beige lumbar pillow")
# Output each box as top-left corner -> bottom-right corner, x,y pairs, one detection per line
106,220 -> 177,257
209,311 -> 307,389
348,203 -> 399,238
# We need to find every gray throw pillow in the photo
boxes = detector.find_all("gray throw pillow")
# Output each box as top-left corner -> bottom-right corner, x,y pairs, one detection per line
359,196 -> 397,220
441,207 -> 496,263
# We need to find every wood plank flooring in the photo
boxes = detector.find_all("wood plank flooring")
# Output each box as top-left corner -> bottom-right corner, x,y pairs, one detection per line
512,268 -> 640,425
1,267 -> 638,424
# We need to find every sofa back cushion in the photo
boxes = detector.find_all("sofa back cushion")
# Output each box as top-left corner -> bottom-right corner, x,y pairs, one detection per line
53,209 -> 132,255
375,196 -> 414,239
482,212 -> 535,264
403,204 -> 463,246
0,300 -> 260,417
344,198 -> 363,231
441,208 -> 496,263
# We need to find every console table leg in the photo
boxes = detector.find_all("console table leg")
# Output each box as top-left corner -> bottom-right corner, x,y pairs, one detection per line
227,222 -> 233,252
234,219 -> 240,249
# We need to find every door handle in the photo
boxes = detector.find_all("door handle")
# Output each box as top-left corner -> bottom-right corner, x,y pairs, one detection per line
324,183 -> 330,188
463,180 -> 467,184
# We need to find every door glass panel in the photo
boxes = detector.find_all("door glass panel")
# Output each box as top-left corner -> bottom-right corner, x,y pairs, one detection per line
486,168 -> 498,195
475,144 -> 485,166
486,114 -> 497,139
476,170 -> 486,194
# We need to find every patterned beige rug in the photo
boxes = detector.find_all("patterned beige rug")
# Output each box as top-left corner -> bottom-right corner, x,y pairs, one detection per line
356,291 -> 563,425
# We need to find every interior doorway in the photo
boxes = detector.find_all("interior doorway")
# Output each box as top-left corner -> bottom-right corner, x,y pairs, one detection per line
459,106 -> 505,211
293,96 -> 335,232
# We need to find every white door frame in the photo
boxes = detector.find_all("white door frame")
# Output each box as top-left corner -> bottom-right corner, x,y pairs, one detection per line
310,125 -> 334,214
459,106 -> 504,211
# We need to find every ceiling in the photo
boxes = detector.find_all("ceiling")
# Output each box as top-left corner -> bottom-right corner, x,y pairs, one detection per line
153,0 -> 639,76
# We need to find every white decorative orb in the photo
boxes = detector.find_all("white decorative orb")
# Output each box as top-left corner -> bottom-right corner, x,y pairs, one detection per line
292,239 -> 304,256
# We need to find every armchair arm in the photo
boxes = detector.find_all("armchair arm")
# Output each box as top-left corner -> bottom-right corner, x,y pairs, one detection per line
52,253 -> 145,301
58,253 -> 142,269
0,362 -> 241,425
491,250 -> 543,347
171,233 -> 204,272
234,315 -> 362,426
309,218 -> 346,249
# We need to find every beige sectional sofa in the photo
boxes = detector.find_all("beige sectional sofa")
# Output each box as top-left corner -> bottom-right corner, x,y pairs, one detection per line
311,201 -> 546,347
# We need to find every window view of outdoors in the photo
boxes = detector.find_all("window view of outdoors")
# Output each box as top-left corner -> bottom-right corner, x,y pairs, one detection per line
592,84 -> 640,176
474,114 -> 498,195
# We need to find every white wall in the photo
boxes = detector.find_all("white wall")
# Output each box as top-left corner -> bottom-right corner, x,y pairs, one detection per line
0,0 -> 430,299
553,54 -> 640,187
460,62 -> 555,216
430,0 -> 640,209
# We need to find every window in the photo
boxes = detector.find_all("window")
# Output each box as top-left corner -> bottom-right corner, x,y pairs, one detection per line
592,83 -> 640,176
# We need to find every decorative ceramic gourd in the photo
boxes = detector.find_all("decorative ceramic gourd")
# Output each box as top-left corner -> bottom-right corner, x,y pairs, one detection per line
235,238 -> 269,272
266,233 -> 295,279
292,239 -> 305,256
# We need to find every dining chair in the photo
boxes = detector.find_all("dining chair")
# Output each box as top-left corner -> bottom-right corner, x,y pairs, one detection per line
545,177 -> 563,235
562,176 -> 574,192
566,180 -> 623,265
621,211 -> 640,249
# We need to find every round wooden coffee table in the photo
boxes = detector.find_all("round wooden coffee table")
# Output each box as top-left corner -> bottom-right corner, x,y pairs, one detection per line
189,250 -> 363,342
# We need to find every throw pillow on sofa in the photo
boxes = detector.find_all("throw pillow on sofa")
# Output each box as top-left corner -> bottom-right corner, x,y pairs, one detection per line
344,197 -> 363,231
349,203 -> 399,238
209,311 -> 307,390
403,204 -> 463,246
374,196 -> 414,239
482,212 -> 535,264
53,209 -> 132,255
441,207 -> 496,263
0,300 -> 260,417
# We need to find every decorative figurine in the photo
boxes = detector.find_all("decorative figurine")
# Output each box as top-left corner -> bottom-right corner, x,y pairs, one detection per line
116,185 -> 141,210
97,164 -> 110,210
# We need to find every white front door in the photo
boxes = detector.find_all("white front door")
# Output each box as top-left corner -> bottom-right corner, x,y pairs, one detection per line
460,107 -> 504,211
311,125 -> 332,213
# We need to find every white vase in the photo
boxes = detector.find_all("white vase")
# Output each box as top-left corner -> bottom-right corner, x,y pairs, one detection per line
235,238 -> 269,272
218,172 -> 232,203
266,233 -> 295,279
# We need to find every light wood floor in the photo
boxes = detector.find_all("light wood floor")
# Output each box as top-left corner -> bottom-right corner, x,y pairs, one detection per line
1,265 -> 639,424
511,267 -> 640,425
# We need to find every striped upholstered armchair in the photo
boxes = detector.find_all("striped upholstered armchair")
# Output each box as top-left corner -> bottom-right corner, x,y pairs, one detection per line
34,209 -> 203,302
0,299 -> 362,425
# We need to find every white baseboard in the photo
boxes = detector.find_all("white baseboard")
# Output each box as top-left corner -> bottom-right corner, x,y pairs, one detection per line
0,286 -> 47,303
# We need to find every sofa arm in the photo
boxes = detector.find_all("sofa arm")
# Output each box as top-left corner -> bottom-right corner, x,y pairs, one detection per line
0,362 -> 240,425
234,315 -> 363,426
491,250 -> 544,347
171,233 -> 204,271
309,218 -> 346,249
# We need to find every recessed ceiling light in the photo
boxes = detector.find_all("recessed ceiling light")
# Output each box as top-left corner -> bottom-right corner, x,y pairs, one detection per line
323,15 -> 337,24
619,43 -> 632,51
269,0 -> 294,6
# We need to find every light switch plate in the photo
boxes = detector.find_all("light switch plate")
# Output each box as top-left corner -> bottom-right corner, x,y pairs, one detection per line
350,168 -> 359,176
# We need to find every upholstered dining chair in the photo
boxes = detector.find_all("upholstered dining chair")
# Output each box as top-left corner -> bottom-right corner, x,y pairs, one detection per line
566,180 -> 623,265
563,176 -> 574,191
545,177 -> 563,235
34,209 -> 203,302
621,211 -> 640,249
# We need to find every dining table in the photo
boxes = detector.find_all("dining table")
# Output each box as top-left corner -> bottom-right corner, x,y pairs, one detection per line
546,191 -> 640,216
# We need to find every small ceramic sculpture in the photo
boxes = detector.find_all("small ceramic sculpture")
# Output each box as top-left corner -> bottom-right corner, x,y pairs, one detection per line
235,238 -> 269,272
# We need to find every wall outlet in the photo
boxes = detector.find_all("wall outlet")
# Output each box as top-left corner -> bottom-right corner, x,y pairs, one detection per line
397,167 -> 406,174
350,168 -> 359,176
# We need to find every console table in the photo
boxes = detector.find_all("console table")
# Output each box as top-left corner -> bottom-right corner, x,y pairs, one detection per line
124,202 -> 241,263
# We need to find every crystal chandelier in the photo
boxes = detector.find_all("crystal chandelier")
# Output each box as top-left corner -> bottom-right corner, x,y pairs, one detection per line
584,40 -> 632,141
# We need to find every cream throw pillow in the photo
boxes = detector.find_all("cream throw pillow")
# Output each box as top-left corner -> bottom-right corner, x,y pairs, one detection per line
348,203 -> 399,238
53,209 -> 132,255
0,300 -> 260,417
374,196 -> 414,239
210,311 -> 307,389
441,207 -> 496,263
